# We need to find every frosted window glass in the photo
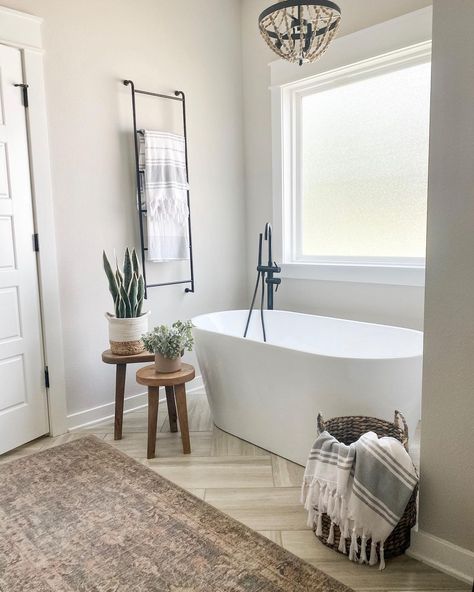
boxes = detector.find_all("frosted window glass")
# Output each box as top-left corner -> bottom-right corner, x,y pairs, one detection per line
301,61 -> 431,259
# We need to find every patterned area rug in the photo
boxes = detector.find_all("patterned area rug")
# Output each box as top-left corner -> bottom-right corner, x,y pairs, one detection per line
0,436 -> 352,592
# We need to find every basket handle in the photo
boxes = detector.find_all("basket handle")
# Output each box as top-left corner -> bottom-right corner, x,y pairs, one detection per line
317,413 -> 325,434
394,410 -> 409,448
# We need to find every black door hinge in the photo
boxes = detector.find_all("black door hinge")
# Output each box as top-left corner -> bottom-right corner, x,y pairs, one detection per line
14,83 -> 29,108
44,366 -> 50,388
33,233 -> 39,252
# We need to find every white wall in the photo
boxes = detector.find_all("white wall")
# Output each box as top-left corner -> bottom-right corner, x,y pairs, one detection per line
0,0 -> 247,419
413,0 -> 474,573
240,0 -> 431,330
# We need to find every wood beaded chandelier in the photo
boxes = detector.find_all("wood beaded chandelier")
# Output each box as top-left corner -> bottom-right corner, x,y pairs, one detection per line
259,0 -> 342,66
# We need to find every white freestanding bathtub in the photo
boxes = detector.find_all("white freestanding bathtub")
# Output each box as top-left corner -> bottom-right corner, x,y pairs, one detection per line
192,310 -> 423,466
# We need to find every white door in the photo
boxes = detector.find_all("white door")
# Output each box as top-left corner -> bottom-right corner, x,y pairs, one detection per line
0,44 -> 49,454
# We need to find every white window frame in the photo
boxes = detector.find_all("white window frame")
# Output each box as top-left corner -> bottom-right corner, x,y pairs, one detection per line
270,7 -> 432,286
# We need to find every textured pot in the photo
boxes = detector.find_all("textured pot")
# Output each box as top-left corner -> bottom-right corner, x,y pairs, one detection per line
155,353 -> 182,374
106,311 -> 150,355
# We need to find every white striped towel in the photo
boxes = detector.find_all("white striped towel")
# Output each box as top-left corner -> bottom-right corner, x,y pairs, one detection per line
138,130 -> 189,262
347,431 -> 418,568
302,430 -> 418,569
301,431 -> 356,553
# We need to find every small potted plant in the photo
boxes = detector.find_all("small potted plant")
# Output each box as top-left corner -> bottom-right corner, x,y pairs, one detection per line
103,248 -> 150,355
142,321 -> 194,373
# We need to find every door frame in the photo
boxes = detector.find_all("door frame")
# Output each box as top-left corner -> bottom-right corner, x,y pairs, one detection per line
0,6 -> 67,436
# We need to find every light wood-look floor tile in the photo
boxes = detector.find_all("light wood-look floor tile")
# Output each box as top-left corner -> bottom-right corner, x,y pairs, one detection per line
160,393 -> 212,433
312,558 -> 468,591
204,487 -> 309,531
3,396 -> 468,591
271,454 -> 305,487
281,530 -> 468,590
184,488 -> 206,500
145,456 -> 274,490
257,531 -> 283,546
0,433 -> 107,463
104,431 -> 213,458
210,427 -> 268,457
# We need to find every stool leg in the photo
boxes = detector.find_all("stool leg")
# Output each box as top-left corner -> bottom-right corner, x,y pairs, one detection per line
147,386 -> 160,459
175,383 -> 191,454
165,386 -> 178,432
114,364 -> 126,441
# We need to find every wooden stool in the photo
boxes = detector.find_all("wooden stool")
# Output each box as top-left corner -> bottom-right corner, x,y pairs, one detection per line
101,349 -> 154,440
136,363 -> 195,459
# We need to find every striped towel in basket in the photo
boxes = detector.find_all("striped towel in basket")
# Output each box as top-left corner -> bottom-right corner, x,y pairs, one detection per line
302,430 -> 418,569
301,431 -> 356,549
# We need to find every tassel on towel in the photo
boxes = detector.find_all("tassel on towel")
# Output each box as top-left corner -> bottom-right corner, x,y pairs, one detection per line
327,521 -> 335,545
315,512 -> 323,537
349,529 -> 358,562
369,541 -> 378,566
359,535 -> 368,564
379,544 -> 385,570
338,532 -> 347,554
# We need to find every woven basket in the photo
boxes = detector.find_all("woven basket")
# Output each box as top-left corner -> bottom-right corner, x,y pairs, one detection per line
314,411 -> 418,560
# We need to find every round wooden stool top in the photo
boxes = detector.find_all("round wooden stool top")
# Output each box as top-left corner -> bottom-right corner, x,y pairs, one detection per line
136,363 -> 195,387
102,349 -> 154,365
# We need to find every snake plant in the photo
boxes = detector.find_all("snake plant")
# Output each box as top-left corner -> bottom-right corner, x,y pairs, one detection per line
103,248 -> 145,318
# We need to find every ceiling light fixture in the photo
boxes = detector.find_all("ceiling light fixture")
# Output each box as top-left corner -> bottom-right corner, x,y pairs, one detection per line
259,0 -> 342,66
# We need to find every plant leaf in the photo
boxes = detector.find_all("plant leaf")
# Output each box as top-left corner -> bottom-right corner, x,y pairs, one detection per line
118,296 -> 126,318
119,283 -> 132,318
129,274 -> 139,317
123,248 -> 132,294
103,251 -> 119,303
131,248 -> 141,276
136,275 -> 145,316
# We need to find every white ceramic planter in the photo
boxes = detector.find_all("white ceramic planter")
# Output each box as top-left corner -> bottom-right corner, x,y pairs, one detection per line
154,353 -> 182,373
106,311 -> 150,355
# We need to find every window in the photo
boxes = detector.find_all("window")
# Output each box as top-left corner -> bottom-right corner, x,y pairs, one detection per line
273,39 -> 432,285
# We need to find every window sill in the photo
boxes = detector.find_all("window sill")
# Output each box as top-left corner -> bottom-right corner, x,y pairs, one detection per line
280,262 -> 425,287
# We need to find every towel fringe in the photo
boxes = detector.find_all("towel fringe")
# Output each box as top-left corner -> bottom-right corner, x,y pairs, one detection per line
315,512 -> 323,536
342,519 -> 350,540
327,521 -> 335,544
369,541 -> 378,566
349,529 -> 358,561
379,544 -> 385,570
338,533 -> 347,554
333,494 -> 341,518
359,534 -> 368,564
300,482 -> 306,505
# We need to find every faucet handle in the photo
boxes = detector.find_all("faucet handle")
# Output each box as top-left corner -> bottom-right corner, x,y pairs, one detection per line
273,261 -> 281,273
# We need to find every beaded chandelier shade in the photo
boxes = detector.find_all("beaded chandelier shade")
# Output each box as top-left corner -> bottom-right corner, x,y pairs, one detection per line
259,0 -> 341,66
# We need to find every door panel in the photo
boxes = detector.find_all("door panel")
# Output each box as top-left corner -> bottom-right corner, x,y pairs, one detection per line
0,287 -> 20,340
0,143 -> 9,197
0,44 -> 49,453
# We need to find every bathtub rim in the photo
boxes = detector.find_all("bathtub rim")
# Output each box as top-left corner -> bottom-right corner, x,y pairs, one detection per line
192,309 -> 423,362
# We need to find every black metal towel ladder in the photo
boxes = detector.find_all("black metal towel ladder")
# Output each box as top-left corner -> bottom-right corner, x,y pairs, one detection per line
123,79 -> 195,298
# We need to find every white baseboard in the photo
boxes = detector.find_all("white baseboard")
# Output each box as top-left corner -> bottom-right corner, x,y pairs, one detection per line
408,528 -> 474,585
67,375 -> 204,431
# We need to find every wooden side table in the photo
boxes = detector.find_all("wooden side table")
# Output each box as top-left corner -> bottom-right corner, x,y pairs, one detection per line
136,363 -> 195,459
101,349 -> 154,440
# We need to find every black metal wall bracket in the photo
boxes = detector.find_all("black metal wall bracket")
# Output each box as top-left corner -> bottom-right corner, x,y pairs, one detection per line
123,79 -> 195,298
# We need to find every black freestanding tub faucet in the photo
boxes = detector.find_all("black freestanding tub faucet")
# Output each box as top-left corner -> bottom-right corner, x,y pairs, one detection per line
261,223 -> 281,310
244,223 -> 282,342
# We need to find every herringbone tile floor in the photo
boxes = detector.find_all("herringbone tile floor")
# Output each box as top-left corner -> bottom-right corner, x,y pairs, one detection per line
1,393 -> 468,591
